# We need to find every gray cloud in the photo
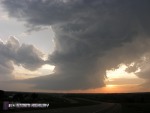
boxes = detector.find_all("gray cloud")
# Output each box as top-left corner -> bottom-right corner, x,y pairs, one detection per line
0,38 -> 16,81
101,36 -> 150,88
2,0 -> 150,90
15,44 -> 44,70
0,36 -> 45,80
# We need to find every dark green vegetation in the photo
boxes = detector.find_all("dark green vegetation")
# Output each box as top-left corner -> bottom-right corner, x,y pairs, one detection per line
1,90 -> 150,113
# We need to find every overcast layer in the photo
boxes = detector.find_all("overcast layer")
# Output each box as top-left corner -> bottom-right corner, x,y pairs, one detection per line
1,0 -> 150,91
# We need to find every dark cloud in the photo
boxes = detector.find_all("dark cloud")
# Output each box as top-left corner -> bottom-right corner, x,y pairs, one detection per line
15,44 -> 44,70
0,36 -> 45,80
2,0 -> 150,90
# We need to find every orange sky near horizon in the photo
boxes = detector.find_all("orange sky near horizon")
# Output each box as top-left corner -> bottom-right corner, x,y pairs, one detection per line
0,81 -> 148,93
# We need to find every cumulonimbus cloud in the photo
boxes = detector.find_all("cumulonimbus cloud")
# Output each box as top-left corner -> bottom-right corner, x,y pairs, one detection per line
2,0 -> 150,90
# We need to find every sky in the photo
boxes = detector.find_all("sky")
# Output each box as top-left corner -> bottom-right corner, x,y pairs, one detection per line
0,0 -> 150,93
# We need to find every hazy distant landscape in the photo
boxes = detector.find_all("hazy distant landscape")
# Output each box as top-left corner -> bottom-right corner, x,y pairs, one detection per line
1,90 -> 150,113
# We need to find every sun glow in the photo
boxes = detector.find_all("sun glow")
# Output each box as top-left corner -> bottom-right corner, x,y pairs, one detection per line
106,64 -> 138,79
41,64 -> 55,70
106,84 -> 116,88
14,64 -> 55,80
105,64 -> 145,90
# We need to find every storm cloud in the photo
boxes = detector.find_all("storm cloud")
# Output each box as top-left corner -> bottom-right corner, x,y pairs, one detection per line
2,0 -> 150,90
0,36 -> 44,80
